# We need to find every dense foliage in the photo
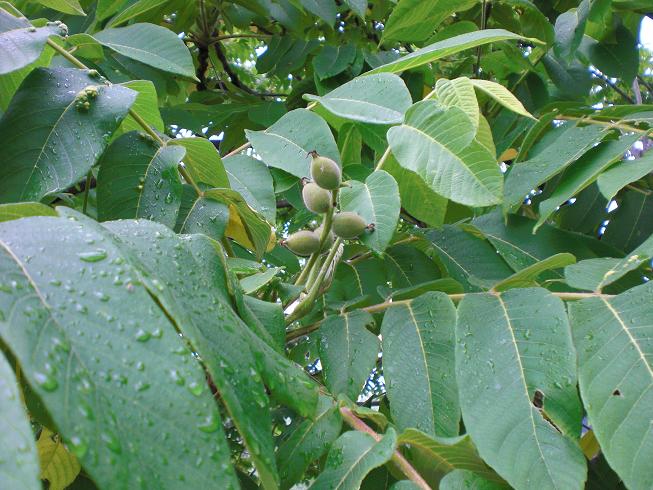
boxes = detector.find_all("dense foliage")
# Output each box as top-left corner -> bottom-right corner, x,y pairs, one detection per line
0,0 -> 652,489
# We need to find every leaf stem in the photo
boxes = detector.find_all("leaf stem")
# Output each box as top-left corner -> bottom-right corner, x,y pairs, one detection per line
295,202 -> 335,286
224,141 -> 251,158
47,38 -> 88,69
556,116 -> 648,135
285,238 -> 343,325
339,407 -> 432,490
375,147 -> 392,171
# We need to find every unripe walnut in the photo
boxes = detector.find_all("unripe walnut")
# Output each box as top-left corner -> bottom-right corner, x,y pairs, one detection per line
302,182 -> 332,214
332,212 -> 367,239
283,230 -> 320,256
310,154 -> 341,190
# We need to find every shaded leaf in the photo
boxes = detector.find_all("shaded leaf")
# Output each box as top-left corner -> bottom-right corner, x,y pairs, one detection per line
503,123 -> 606,211
490,253 -> 576,291
568,282 -> 653,490
310,429 -> 397,489
597,152 -> 653,201
382,292 -> 459,437
312,44 -> 356,80
456,289 -> 586,489
277,395 -> 343,489
397,429 -> 497,486
318,311 -> 379,400
535,134 -> 639,231
439,470 -> 507,490
602,190 -> 653,252
96,132 -> 184,228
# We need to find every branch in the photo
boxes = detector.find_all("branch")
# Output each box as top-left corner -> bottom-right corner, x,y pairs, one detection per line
590,68 -> 635,104
213,41 -> 287,97
339,407 -> 432,490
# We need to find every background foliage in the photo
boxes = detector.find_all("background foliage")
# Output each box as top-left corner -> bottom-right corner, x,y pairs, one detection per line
0,0 -> 653,489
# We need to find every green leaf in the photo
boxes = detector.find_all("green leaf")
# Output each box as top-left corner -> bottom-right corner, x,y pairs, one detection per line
305,73 -> 412,125
382,292 -> 459,437
439,470 -> 507,490
397,429 -> 498,486
389,278 -> 463,301
597,152 -> 653,201
470,79 -> 534,119
175,192 -> 229,240
433,77 -> 479,133
318,311 -> 379,400
116,80 -> 164,136
0,353 -> 40,490
96,0 -> 128,20
312,44 -> 356,80
568,282 -> 653,490
469,212 -> 617,281
564,252 -> 649,293
542,54 -> 592,99
0,214 -> 239,488
427,225 -> 514,292
339,170 -> 400,253
503,123 -> 607,211
300,0 -> 337,25
553,1 -> 589,60
0,68 -> 136,203
489,253 -> 576,291
37,428 -> 81,490
246,109 -> 340,179
96,132 -> 184,228
0,40 -> 54,111
170,137 -> 230,188
66,33 -> 104,60
224,154 -> 276,222
381,0 -> 476,44
95,23 -> 196,79
105,0 -> 169,27
240,267 -> 282,294
100,218 -> 286,490
277,395 -> 343,489
0,202 -> 56,222
384,244 -> 442,291
534,134 -> 640,231
344,0 -> 366,18
602,190 -> 653,252
0,9 -> 65,75
383,155 -> 447,227
584,26 -> 639,85
310,428 -> 397,489
388,100 -> 503,207
368,29 -> 527,74
35,0 -> 85,15
456,288 -> 586,489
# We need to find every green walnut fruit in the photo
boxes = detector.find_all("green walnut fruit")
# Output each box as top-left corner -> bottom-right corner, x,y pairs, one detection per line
315,223 -> 335,251
310,154 -> 341,190
332,212 -> 367,239
302,182 -> 332,213
283,230 -> 321,256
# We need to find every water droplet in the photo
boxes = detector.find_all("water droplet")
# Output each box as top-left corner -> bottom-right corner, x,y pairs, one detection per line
78,249 -> 108,263
34,372 -> 58,391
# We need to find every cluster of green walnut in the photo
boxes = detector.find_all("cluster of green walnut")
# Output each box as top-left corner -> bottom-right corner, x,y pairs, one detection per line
281,152 -> 371,257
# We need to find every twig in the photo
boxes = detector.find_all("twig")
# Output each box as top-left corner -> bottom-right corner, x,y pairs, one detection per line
224,142 -> 251,158
339,407 -> 432,490
590,68 -> 634,104
556,116 -> 647,135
